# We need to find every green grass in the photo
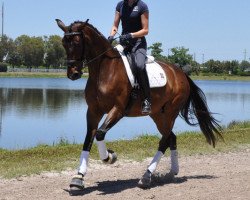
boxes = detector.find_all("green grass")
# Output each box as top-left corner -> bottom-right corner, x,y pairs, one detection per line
0,72 -> 249,81
0,121 -> 250,179
0,72 -> 66,78
191,75 -> 250,81
0,72 -> 88,78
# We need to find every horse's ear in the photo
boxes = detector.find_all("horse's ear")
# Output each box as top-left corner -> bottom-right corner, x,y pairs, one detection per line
78,19 -> 90,30
55,19 -> 68,32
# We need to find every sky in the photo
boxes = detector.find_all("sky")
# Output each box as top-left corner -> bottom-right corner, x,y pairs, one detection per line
2,0 -> 250,63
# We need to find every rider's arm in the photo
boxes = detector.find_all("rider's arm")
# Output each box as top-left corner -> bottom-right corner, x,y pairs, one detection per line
131,12 -> 149,38
110,11 -> 120,36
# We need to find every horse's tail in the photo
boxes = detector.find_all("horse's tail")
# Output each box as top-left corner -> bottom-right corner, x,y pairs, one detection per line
180,75 -> 223,147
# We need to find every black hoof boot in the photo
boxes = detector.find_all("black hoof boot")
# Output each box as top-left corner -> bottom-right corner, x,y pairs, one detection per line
69,173 -> 85,193
102,149 -> 117,164
138,170 -> 152,189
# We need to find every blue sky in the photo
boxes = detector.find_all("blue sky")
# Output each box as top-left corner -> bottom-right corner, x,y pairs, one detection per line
2,0 -> 250,63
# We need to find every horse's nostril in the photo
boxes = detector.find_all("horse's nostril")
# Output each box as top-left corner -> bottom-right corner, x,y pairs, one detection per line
71,72 -> 81,80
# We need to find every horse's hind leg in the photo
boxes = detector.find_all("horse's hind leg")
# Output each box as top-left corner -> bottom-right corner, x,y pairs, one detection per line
157,131 -> 179,173
169,132 -> 179,175
138,111 -> 179,188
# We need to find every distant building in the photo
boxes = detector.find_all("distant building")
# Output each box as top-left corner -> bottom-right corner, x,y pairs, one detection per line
244,67 -> 250,72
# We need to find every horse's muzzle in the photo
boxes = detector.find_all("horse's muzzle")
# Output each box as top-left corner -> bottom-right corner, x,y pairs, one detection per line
68,71 -> 82,80
67,67 -> 83,80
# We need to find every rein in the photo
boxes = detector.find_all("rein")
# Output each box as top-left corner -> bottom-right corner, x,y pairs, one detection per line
64,27 -> 120,67
82,46 -> 118,67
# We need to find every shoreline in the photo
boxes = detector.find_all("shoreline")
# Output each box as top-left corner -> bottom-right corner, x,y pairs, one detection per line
0,72 -> 250,81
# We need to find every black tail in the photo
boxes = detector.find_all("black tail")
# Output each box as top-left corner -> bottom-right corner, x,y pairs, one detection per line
180,75 -> 223,147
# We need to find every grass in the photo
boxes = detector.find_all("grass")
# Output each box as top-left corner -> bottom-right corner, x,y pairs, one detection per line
0,72 -> 66,78
190,75 -> 250,81
0,72 -> 88,78
0,121 -> 250,179
0,72 -> 249,81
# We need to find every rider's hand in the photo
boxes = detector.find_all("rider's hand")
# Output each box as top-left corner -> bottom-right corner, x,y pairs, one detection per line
107,36 -> 114,44
120,33 -> 132,44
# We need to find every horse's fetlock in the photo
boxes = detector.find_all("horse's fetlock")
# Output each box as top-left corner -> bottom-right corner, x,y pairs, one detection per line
102,149 -> 117,164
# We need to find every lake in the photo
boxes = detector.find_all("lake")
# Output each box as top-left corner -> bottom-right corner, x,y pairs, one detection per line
0,77 -> 250,149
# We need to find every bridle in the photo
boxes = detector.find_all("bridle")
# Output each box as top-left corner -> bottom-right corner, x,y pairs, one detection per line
64,19 -> 117,68
64,31 -> 85,67
64,20 -> 89,68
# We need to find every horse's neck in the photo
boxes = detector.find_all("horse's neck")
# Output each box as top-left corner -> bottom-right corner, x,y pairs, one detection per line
86,27 -> 120,81
85,34 -> 120,79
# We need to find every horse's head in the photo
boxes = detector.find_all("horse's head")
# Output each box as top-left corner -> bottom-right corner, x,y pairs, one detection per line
56,19 -> 89,80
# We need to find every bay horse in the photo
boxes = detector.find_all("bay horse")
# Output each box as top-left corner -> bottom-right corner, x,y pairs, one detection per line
56,19 -> 222,190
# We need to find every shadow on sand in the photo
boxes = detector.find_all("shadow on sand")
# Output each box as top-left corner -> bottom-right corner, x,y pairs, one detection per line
64,173 -> 218,196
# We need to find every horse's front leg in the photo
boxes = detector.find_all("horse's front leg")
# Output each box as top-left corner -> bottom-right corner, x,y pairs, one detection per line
70,108 -> 103,191
96,106 -> 123,164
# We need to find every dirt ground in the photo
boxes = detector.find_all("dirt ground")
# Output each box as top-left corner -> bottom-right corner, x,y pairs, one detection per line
0,148 -> 249,200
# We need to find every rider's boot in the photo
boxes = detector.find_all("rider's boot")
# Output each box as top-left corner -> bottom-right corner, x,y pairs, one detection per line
137,67 -> 151,114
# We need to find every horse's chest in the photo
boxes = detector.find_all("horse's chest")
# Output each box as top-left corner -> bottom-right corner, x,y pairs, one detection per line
85,86 -> 115,106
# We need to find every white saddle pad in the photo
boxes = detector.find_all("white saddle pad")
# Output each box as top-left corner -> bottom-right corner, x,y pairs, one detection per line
115,44 -> 167,88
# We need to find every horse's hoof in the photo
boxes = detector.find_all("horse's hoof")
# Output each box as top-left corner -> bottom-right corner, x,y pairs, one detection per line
170,169 -> 178,176
103,149 -> 117,164
69,174 -> 85,191
138,170 -> 152,189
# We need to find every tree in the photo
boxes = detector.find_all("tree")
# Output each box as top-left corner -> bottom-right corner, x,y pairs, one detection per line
168,47 -> 193,66
148,42 -> 168,62
15,35 -> 45,69
0,35 -> 14,62
44,35 -> 66,68
240,60 -> 250,71
204,59 -> 223,74
223,60 -> 239,75
6,42 -> 22,67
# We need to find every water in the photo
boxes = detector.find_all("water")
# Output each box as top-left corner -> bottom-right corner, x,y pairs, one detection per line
0,77 -> 250,149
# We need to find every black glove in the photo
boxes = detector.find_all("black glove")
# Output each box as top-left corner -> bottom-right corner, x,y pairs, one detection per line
107,36 -> 114,44
120,33 -> 132,44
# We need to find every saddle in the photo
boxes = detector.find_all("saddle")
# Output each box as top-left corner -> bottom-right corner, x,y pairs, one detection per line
115,44 -> 167,88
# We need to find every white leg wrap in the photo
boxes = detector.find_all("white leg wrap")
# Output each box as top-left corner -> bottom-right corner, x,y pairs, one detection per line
147,151 -> 163,173
96,140 -> 109,160
78,151 -> 89,175
170,150 -> 179,174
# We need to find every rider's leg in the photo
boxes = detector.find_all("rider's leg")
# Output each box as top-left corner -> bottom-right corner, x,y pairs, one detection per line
136,67 -> 151,114
132,42 -> 151,114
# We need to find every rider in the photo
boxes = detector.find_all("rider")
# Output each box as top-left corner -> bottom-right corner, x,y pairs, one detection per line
108,0 -> 151,114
